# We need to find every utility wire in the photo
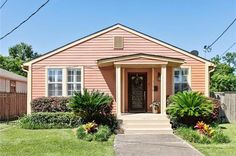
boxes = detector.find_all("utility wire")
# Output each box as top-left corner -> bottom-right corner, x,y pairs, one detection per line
221,42 -> 236,56
0,0 -> 49,40
204,17 -> 236,52
0,0 -> 8,10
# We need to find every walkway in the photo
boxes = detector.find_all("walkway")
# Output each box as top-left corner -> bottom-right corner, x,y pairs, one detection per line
114,134 -> 203,156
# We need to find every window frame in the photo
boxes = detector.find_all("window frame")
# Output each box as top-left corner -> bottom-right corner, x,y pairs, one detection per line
172,66 -> 191,94
47,68 -> 63,97
45,66 -> 84,97
67,68 -> 82,96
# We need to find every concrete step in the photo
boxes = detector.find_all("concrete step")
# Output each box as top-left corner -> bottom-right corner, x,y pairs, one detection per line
121,119 -> 170,124
124,128 -> 173,134
122,123 -> 172,129
119,114 -> 168,120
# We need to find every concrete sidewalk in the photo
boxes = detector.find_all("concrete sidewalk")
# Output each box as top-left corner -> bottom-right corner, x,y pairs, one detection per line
114,134 -> 203,156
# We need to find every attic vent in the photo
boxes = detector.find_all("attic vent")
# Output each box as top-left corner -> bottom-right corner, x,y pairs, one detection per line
114,36 -> 124,49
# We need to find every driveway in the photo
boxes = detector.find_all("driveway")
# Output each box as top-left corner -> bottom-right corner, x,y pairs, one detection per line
114,134 -> 203,156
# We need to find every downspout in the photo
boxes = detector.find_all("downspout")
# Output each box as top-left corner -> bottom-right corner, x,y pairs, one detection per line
22,64 -> 32,114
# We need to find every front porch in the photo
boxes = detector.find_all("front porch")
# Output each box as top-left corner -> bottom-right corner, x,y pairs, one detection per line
98,53 -> 185,116
98,53 -> 185,134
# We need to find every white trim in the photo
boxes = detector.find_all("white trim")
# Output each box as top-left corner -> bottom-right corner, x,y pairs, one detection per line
23,24 -> 212,66
115,65 -> 121,116
172,66 -> 192,94
62,68 -> 67,96
122,67 -> 125,113
161,65 -> 167,115
152,68 -> 155,102
205,64 -> 209,97
45,66 -> 84,97
27,65 -> 32,114
99,54 -> 184,65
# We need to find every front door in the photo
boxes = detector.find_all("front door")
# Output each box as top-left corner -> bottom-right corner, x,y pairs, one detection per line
128,72 -> 147,112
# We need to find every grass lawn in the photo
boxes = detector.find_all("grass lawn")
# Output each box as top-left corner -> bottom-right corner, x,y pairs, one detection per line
192,123 -> 236,156
0,122 -> 114,156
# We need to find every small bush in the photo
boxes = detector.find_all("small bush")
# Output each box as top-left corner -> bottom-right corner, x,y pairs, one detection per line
76,123 -> 111,142
69,89 -> 118,130
31,97 -> 71,112
19,112 -> 81,129
94,125 -> 111,141
167,91 -> 213,126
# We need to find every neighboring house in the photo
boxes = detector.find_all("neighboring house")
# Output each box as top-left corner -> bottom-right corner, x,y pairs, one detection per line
0,68 -> 27,93
23,24 -> 214,116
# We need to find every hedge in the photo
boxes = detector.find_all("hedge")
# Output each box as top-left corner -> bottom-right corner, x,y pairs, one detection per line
31,97 -> 71,112
18,112 -> 81,129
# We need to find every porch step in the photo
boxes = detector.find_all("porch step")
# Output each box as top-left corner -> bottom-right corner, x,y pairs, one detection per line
119,114 -> 173,134
124,128 -> 173,134
122,123 -> 172,129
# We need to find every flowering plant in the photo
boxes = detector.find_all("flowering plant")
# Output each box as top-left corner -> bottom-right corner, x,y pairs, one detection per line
194,121 -> 214,137
82,121 -> 98,133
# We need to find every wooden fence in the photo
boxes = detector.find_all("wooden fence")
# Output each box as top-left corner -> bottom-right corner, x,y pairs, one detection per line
212,92 -> 236,123
0,92 -> 27,121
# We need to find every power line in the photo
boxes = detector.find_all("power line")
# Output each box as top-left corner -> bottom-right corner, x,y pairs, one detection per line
221,42 -> 236,56
0,0 -> 50,40
0,0 -> 8,10
204,17 -> 236,52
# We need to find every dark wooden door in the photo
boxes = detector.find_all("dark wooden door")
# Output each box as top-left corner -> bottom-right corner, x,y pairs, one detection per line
128,72 -> 147,112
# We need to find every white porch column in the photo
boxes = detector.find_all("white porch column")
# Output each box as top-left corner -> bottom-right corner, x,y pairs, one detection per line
115,65 -> 121,117
161,64 -> 167,115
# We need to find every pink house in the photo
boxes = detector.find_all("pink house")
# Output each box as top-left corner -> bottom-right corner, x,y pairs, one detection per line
23,24 -> 214,133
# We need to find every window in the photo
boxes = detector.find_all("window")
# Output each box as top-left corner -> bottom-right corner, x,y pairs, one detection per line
174,68 -> 190,93
10,80 -> 16,93
67,68 -> 82,96
48,69 -> 62,96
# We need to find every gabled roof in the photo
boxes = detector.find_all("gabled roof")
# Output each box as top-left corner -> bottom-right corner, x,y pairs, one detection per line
23,23 -> 213,67
97,53 -> 185,66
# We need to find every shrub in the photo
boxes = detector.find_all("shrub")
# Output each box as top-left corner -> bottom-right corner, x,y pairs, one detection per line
19,112 -> 81,129
207,98 -> 221,123
76,123 -> 111,142
69,89 -> 115,125
31,97 -> 71,112
94,125 -> 111,141
166,91 -> 213,126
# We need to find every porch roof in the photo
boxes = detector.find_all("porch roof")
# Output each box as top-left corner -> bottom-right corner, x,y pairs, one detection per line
97,53 -> 185,67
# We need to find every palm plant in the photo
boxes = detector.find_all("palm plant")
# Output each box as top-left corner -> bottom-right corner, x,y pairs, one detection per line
166,91 -> 213,125
69,89 -> 113,122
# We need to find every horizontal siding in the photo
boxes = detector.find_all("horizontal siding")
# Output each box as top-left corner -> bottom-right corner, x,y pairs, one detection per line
31,28 -> 206,110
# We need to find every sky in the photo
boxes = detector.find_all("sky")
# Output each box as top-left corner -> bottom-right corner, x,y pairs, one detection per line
0,0 -> 236,60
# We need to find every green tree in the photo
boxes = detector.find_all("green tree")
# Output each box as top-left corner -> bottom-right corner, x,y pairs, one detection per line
0,43 -> 39,76
210,52 -> 236,92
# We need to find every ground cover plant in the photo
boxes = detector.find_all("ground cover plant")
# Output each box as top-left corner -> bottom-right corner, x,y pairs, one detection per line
175,121 -> 230,144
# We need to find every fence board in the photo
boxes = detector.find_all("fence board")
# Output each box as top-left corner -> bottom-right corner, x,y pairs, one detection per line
0,92 -> 27,121
213,92 -> 236,123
